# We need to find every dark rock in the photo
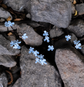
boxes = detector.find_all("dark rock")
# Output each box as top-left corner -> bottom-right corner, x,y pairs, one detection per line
0,35 -> 20,56
68,19 -> 84,37
0,7 -> 12,19
20,46 -> 62,87
55,48 -> 84,87
31,0 -> 72,28
50,26 -> 64,38
17,24 -> 43,46
76,3 -> 84,15
80,45 -> 84,55
0,73 -> 8,87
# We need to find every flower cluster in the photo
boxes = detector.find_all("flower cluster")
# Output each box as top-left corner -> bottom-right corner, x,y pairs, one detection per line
29,47 -> 47,65
10,40 -> 21,49
5,21 -> 14,27
43,31 -> 50,43
22,33 -> 28,40
65,35 -> 81,49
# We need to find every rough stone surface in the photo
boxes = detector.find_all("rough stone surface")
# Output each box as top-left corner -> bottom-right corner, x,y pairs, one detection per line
55,48 -> 84,87
20,46 -> 62,87
80,45 -> 84,55
68,19 -> 84,37
50,26 -> 64,38
31,0 -> 72,28
17,24 -> 43,46
0,7 -> 12,19
0,73 -> 8,87
76,3 -> 84,15
0,35 -> 20,56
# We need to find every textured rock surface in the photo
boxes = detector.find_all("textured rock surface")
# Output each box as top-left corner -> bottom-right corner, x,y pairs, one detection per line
80,45 -> 84,55
0,35 -> 20,56
17,24 -> 43,46
50,26 -> 64,38
55,48 -> 84,87
20,46 -> 62,87
31,0 -> 72,28
0,7 -> 12,19
76,3 -> 84,15
68,19 -> 84,37
0,73 -> 8,87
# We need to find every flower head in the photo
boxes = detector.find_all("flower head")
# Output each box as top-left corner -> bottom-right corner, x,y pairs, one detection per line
13,43 -> 21,49
5,21 -> 14,27
29,47 -> 34,54
43,31 -> 49,36
48,45 -> 54,51
44,36 -> 50,43
33,50 -> 39,56
73,40 -> 80,45
75,43 -> 81,49
22,33 -> 28,40
65,35 -> 71,41
39,59 -> 47,65
38,54 -> 44,59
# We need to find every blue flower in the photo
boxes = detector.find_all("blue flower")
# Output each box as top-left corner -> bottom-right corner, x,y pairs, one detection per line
65,35 -> 71,41
39,59 -> 47,65
33,50 -> 39,56
10,40 -> 21,49
73,40 -> 80,45
13,43 -> 21,49
75,43 -> 81,49
43,31 -> 49,36
38,54 -> 44,59
22,33 -> 28,40
5,21 -> 14,27
44,36 -> 50,43
29,47 -> 34,54
48,45 -> 54,51
35,58 -> 40,64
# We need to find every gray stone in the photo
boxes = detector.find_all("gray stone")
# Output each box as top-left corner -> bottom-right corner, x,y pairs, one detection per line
55,48 -> 84,87
0,7 -> 12,19
76,3 -> 84,15
20,46 -> 62,87
0,35 -> 20,56
17,24 -> 43,46
68,19 -> 84,37
0,73 -> 8,87
31,0 -> 72,28
50,26 -> 64,38
0,55 -> 16,67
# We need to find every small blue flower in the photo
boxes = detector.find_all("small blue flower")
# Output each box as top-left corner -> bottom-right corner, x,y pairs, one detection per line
35,58 -> 40,64
75,43 -> 81,49
39,59 -> 47,65
13,43 -> 21,49
73,40 -> 80,45
29,47 -> 34,54
10,41 -> 15,47
48,45 -> 54,51
65,35 -> 71,41
22,33 -> 28,40
44,36 -> 50,43
33,50 -> 39,56
38,54 -> 44,59
43,31 -> 49,36
5,21 -> 14,27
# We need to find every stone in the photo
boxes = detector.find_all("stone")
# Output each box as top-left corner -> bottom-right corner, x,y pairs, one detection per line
80,45 -> 84,55
17,24 -> 43,46
0,55 -> 16,67
0,73 -> 8,87
68,19 -> 84,37
20,46 -> 62,87
55,48 -> 84,87
0,7 -> 12,19
0,35 -> 20,56
76,3 -> 84,15
31,0 -> 72,28
50,26 -> 64,38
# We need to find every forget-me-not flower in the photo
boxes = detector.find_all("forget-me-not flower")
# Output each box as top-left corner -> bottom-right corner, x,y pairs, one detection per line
44,36 -> 50,43
39,59 -> 47,65
65,35 -> 71,41
29,47 -> 34,54
48,45 -> 54,51
35,58 -> 40,64
73,40 -> 80,45
5,21 -> 14,27
22,33 -> 28,40
13,43 -> 21,49
33,50 -> 39,56
43,31 -> 49,36
38,54 -> 44,59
